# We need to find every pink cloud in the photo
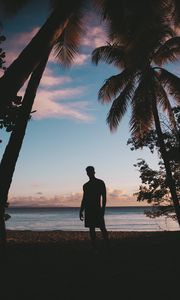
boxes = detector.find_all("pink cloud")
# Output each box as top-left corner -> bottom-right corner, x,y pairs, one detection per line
32,88 -> 93,121
37,86 -> 85,99
3,50 -> 16,66
4,27 -> 40,67
73,54 -> 90,65
15,62 -> 93,122
34,99 -> 93,121
9,27 -> 40,48
9,193 -> 84,207
17,73 -> 94,122
81,25 -> 108,48
40,68 -> 72,87
49,51 -> 90,66
8,189 -> 142,207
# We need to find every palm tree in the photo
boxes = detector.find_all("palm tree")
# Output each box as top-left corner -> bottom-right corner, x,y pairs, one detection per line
0,52 -> 49,245
0,15 -> 84,245
92,25 -> 180,225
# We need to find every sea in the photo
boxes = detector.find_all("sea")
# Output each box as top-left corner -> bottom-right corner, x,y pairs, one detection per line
5,206 -> 179,231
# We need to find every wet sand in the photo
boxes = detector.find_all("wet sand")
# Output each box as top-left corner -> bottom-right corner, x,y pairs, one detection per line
1,230 -> 180,300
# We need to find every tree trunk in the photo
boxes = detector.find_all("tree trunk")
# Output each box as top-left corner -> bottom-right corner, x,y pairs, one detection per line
0,51 -> 50,245
0,205 -> 6,247
0,2 -> 81,109
152,98 -> 180,226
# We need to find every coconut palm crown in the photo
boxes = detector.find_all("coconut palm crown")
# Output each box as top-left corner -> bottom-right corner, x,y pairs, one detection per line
92,26 -> 180,138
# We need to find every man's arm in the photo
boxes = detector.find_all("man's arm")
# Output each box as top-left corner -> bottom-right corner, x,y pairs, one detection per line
79,186 -> 85,221
101,181 -> 106,216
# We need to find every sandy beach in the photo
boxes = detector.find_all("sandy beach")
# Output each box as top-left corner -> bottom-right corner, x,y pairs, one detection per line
1,230 -> 180,300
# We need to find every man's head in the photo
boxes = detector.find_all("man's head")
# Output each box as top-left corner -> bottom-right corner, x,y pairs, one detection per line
86,166 -> 95,179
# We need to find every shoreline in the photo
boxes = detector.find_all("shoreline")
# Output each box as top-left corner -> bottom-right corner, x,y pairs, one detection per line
7,205 -> 151,208
6,229 -> 180,245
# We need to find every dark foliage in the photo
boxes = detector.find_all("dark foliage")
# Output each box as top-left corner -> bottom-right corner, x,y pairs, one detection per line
133,159 -> 180,219
127,106 -> 180,162
128,106 -> 180,219
0,33 -> 24,140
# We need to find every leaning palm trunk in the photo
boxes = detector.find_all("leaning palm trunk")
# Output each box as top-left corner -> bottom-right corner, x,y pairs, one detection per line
152,98 -> 180,226
0,51 -> 50,246
0,4 -> 75,111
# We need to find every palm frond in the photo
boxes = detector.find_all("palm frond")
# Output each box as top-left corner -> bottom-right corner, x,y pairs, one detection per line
154,72 -> 171,110
154,73 -> 177,130
173,0 -> 180,25
115,23 -> 174,70
53,5 -> 84,67
106,80 -> 135,131
158,68 -> 180,103
153,37 -> 180,65
104,0 -> 173,46
133,24 -> 173,63
130,72 -> 154,138
98,69 -> 133,103
92,44 -> 125,68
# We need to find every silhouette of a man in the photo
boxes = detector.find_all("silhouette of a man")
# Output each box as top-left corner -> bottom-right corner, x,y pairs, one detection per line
79,166 -> 108,249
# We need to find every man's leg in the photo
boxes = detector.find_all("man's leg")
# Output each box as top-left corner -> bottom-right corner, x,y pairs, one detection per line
89,226 -> 96,249
100,225 -> 108,241
100,225 -> 109,251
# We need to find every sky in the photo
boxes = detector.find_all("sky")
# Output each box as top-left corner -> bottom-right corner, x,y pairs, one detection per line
0,0 -> 178,207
